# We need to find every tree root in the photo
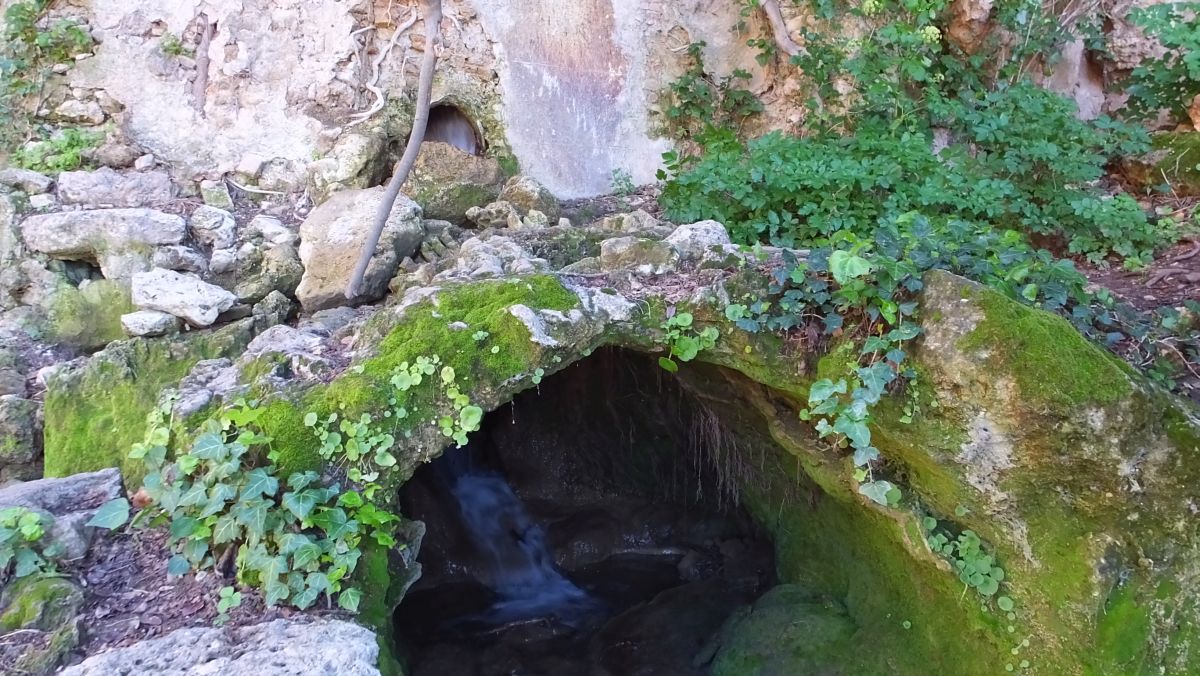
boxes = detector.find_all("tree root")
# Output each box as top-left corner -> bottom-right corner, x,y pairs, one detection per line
760,0 -> 804,58
346,0 -> 443,299
347,8 -> 419,128
1146,266 -> 1200,287
192,14 -> 215,118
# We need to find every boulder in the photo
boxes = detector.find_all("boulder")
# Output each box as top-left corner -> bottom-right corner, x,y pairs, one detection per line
42,278 -> 134,350
296,187 -> 424,312
20,209 -> 186,281
131,268 -> 238,327
498,175 -> 560,221
1121,132 -> 1200,197
245,215 -> 297,247
120,310 -> 181,337
60,618 -> 381,676
0,396 -> 41,484
0,575 -> 84,674
188,205 -> 237,250
199,179 -> 235,210
0,468 -> 122,561
405,141 -> 504,223
88,139 -> 142,169
231,242 -> 303,303
56,168 -> 174,208
599,236 -> 679,275
0,168 -> 53,194
152,245 -> 208,275
465,200 -> 521,229
52,99 -> 105,125
665,220 -> 739,266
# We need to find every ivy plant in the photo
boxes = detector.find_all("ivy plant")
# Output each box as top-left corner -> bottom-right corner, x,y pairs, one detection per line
0,506 -> 58,581
657,311 -> 720,373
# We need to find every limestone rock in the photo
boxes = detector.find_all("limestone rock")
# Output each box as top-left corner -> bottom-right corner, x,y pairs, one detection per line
199,179 -> 235,210
436,236 -> 549,281
405,141 -> 503,223
598,209 -> 660,233
52,99 -> 105,125
498,175 -> 560,221
0,575 -> 84,674
0,168 -> 53,194
465,200 -> 521,229
56,168 -> 174,208
152,245 -> 209,275
120,310 -> 181,337
245,215 -> 297,247
231,242 -> 304,303
665,220 -> 738,266
1120,132 -> 1200,197
0,396 -> 41,484
188,205 -> 237,250
21,209 -> 186,281
60,618 -> 381,676
599,236 -> 679,275
296,187 -> 424,312
131,268 -> 238,327
41,278 -> 134,350
0,468 -> 122,560
88,139 -> 142,169
946,0 -> 994,54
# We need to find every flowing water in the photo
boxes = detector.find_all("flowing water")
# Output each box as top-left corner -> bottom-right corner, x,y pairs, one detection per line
444,457 -> 599,625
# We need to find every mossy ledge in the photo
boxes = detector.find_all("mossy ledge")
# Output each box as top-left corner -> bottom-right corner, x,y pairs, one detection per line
47,265 -> 1200,675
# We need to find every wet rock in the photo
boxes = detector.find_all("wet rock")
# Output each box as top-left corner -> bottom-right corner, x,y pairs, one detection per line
296,187 -> 424,312
0,396 -> 41,484
56,168 -> 174,208
0,168 -> 53,194
21,209 -> 186,281
599,236 -> 678,275
120,310 -> 181,337
131,268 -> 238,327
60,618 -> 380,676
188,205 -> 237,250
498,175 -> 560,221
406,141 -> 504,223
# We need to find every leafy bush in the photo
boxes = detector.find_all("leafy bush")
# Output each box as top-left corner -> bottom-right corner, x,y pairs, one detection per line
0,0 -> 94,151
12,127 -> 103,174
114,400 -> 400,611
1127,2 -> 1200,124
0,506 -> 58,581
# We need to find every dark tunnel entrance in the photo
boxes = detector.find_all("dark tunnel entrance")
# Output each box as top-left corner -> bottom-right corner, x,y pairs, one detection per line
393,349 -> 775,675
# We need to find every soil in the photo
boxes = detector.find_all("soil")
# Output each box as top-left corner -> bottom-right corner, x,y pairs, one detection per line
62,528 -> 347,667
1078,235 -> 1200,312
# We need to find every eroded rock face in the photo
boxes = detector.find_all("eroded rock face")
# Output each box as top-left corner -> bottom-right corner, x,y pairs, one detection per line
405,141 -> 504,223
0,396 -> 42,484
296,187 -> 424,312
20,209 -> 187,281
60,618 -> 380,676
56,168 -> 174,208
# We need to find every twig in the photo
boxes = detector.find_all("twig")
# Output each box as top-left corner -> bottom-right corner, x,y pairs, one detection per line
1146,266 -> 1193,287
759,0 -> 804,57
225,176 -> 288,196
346,0 -> 443,299
1171,234 -> 1200,262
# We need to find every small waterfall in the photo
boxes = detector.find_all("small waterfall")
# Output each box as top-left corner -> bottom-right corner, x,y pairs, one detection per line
437,445 -> 596,624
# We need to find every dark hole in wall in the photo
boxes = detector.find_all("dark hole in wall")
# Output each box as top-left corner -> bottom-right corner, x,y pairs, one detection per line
53,259 -> 104,287
394,349 -> 775,676
369,104 -> 483,187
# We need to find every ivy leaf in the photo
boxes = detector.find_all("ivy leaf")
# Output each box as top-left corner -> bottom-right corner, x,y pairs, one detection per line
857,362 -> 897,395
858,480 -> 897,506
241,468 -> 279,501
282,490 -> 318,522
338,587 -> 363,613
166,554 -> 191,576
852,445 -> 880,467
86,498 -> 130,530
212,515 -> 241,545
169,516 -> 199,540
191,433 -> 228,461
807,378 -> 847,405
14,548 -> 44,577
833,415 -> 871,449
264,579 -> 291,607
293,541 -> 323,570
658,357 -> 679,373
233,498 -> 270,537
178,482 -> 208,508
828,250 -> 873,285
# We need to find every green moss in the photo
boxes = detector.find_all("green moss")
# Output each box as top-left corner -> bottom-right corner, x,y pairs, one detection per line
959,288 -> 1132,409
262,276 -> 579,481
42,319 -> 256,486
0,576 -> 83,633
738,451 -> 1011,674
1126,132 -> 1200,197
1093,584 -> 1152,673
45,279 -> 133,350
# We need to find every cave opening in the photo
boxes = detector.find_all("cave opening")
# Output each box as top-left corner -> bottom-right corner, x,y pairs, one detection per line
394,348 -> 776,675
369,103 -> 484,188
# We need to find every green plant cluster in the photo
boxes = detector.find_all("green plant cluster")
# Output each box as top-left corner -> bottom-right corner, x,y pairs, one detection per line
660,1 -> 1169,266
0,506 -> 58,582
0,0 -> 94,152
923,518 -> 1007,597
657,311 -> 720,372
1127,2 -> 1200,124
12,127 -> 102,174
94,399 -> 401,612
659,41 -> 763,142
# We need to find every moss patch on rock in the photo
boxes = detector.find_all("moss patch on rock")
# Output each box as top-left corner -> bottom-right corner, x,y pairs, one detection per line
45,279 -> 133,351
42,319 -> 258,486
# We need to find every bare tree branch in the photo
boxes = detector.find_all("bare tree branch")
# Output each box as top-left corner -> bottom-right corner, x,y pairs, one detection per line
760,0 -> 804,58
345,0 -> 443,299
